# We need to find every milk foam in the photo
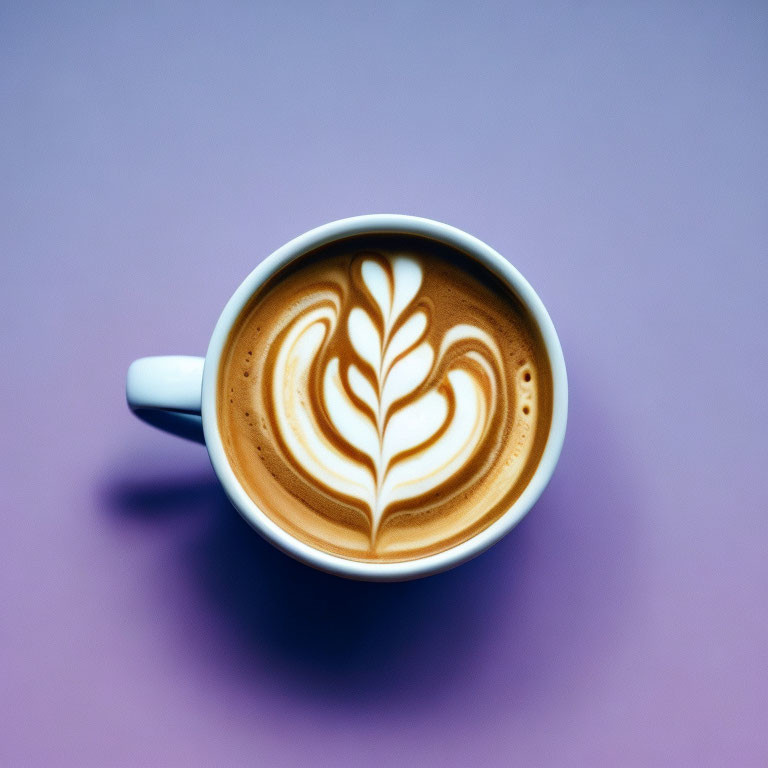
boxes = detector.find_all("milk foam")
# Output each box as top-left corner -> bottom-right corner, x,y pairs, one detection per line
268,255 -> 503,539
219,236 -> 552,562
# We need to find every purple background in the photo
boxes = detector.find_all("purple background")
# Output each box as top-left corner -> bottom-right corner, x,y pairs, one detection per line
2,2 -> 766,765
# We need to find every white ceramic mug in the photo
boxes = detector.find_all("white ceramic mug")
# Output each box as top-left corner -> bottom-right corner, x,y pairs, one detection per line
126,215 -> 568,581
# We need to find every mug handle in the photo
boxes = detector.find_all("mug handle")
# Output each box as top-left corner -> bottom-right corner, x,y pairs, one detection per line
126,356 -> 206,444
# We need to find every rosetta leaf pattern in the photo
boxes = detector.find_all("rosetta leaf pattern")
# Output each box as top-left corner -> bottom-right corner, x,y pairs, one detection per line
273,254 -> 501,542
322,256 -> 495,537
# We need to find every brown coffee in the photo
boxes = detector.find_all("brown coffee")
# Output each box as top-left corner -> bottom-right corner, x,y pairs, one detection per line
218,235 -> 553,562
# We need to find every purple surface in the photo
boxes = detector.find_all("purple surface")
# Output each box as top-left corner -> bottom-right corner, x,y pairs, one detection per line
1,2 -> 767,765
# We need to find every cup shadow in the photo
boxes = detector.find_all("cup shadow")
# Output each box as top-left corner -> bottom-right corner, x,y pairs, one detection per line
104,373 -> 640,712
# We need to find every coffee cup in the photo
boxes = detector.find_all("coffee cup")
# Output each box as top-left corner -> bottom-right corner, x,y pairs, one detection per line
127,215 -> 567,580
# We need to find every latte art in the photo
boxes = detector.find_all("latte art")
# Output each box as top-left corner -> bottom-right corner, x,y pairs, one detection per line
271,254 -> 505,541
219,236 -> 553,562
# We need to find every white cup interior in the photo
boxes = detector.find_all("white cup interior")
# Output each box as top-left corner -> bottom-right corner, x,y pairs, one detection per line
201,215 -> 568,581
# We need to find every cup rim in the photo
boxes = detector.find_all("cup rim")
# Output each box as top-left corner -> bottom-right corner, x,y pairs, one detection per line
201,214 -> 567,581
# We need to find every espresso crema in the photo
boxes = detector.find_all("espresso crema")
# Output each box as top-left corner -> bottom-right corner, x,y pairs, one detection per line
218,235 -> 553,562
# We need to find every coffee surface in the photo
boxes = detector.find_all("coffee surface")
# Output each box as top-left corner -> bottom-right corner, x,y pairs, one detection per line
218,235 -> 553,562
